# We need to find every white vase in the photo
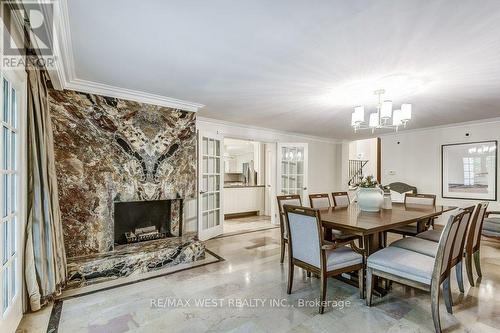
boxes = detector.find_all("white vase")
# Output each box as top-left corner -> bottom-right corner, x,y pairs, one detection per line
357,187 -> 383,212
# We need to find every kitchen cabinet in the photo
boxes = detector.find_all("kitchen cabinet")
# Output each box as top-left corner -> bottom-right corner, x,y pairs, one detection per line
223,186 -> 265,215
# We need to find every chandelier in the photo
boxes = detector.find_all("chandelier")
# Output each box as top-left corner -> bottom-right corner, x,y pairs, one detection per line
351,89 -> 412,133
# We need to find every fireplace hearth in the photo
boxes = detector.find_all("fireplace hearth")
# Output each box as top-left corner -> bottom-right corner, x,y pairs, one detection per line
114,200 -> 177,245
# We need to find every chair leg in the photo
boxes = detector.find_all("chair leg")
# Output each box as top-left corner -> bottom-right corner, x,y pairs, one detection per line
287,262 -> 294,294
358,268 -> 364,299
280,239 -> 285,264
455,261 -> 464,293
366,268 -> 374,306
465,252 -> 475,287
474,250 -> 482,277
431,280 -> 442,333
443,277 -> 453,314
319,272 -> 327,314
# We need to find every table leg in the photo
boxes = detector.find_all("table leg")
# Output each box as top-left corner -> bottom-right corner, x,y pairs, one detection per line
324,227 -> 333,242
417,219 -> 429,233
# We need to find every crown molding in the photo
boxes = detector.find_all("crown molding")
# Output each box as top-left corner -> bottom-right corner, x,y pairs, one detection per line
377,117 -> 500,138
65,78 -> 204,111
197,116 -> 343,144
48,0 -> 204,111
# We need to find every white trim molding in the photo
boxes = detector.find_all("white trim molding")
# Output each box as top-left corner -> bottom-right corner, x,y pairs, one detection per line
197,116 -> 343,144
377,117 -> 500,138
64,78 -> 204,112
48,0 -> 204,111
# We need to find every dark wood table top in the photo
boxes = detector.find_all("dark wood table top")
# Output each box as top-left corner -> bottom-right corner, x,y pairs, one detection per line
320,203 -> 456,236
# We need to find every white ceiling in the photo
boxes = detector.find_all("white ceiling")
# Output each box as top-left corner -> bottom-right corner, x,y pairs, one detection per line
66,0 -> 500,139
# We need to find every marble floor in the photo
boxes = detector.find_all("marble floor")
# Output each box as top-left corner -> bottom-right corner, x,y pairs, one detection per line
222,215 -> 276,235
17,229 -> 500,333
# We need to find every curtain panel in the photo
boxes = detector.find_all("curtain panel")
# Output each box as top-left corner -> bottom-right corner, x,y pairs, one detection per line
25,68 -> 67,311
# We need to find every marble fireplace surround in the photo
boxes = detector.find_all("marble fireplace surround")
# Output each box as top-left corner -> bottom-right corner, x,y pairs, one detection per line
49,89 -> 206,288
49,89 -> 198,258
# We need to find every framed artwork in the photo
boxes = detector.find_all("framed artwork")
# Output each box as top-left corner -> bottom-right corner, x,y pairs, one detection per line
442,140 -> 497,201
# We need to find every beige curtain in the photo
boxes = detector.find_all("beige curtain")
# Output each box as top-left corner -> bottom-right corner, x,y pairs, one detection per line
25,68 -> 67,311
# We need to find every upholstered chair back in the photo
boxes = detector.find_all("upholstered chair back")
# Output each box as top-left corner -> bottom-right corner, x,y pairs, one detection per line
284,206 -> 321,268
309,194 -> 331,208
404,193 -> 436,206
451,206 -> 475,262
332,192 -> 350,207
434,211 -> 465,279
469,202 -> 489,252
278,196 -> 302,214
277,195 -> 302,239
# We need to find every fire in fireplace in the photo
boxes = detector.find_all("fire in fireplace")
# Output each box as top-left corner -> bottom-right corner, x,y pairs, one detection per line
114,200 -> 173,245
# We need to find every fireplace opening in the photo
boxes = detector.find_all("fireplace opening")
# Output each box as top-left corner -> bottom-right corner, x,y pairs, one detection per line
114,200 -> 172,245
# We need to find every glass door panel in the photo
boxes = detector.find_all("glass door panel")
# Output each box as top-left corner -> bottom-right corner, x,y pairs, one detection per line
277,143 -> 308,203
198,133 -> 224,240
1,74 -> 21,327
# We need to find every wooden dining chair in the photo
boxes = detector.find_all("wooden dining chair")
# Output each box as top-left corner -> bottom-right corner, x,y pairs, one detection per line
276,195 -> 302,264
309,193 -> 331,208
417,202 -> 489,287
331,192 -> 350,207
390,205 -> 475,295
482,210 -> 500,240
284,205 -> 364,314
464,202 -> 489,286
310,193 -> 361,245
388,193 -> 437,237
367,210 -> 466,333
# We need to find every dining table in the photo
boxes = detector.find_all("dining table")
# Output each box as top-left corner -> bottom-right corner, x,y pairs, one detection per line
319,202 -> 457,294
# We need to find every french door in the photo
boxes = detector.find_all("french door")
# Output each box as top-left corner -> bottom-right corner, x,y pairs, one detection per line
0,69 -> 25,333
197,132 -> 224,241
264,144 -> 277,225
277,143 -> 308,203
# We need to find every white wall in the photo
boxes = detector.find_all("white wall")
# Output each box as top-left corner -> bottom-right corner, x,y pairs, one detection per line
197,117 -> 344,195
380,119 -> 500,223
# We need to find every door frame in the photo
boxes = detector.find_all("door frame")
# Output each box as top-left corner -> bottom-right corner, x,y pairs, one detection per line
221,136 -> 279,226
264,143 -> 277,225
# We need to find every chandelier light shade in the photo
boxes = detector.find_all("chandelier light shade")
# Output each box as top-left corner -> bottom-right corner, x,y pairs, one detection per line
380,100 -> 393,119
401,103 -> 412,121
351,89 -> 412,133
369,113 -> 379,128
392,109 -> 403,126
351,106 -> 365,125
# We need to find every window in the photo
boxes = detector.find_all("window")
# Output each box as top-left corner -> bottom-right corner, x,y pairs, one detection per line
1,76 -> 19,316
462,157 -> 474,186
